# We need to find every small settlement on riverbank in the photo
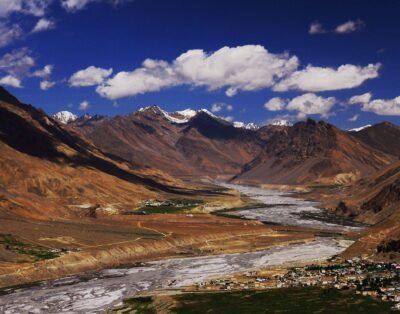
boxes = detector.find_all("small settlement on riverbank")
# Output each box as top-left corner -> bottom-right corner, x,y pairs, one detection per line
187,257 -> 400,311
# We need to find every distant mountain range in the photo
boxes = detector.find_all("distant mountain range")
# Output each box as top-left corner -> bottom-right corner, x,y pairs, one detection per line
59,106 -> 264,179
52,107 -> 397,185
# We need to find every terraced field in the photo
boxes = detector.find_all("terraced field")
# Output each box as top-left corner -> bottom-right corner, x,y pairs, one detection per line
113,288 -> 395,313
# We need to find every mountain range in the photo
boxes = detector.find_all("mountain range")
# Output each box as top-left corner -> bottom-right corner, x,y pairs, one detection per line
1,85 -> 400,259
53,107 -> 396,185
49,102 -> 400,258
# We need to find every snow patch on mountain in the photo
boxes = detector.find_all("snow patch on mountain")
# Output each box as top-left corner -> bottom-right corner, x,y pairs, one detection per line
137,106 -> 258,130
52,111 -> 78,124
160,108 -> 191,124
198,108 -> 218,119
138,105 -> 161,114
349,125 -> 372,132
176,109 -> 197,119
269,119 -> 292,127
138,106 -> 215,124
233,121 -> 259,130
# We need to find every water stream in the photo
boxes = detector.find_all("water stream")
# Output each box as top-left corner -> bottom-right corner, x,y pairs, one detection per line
0,184 -> 360,313
222,183 -> 363,232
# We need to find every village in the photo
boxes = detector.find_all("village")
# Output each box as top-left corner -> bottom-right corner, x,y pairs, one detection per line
191,258 -> 400,311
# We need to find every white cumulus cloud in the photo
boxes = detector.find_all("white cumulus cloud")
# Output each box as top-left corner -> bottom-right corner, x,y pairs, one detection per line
0,0 -> 51,17
309,22 -> 327,34
173,45 -> 299,97
32,18 -> 55,33
286,93 -> 336,119
264,93 -> 336,119
264,97 -> 286,111
335,20 -> 364,34
363,98 -> 400,116
0,49 -> 56,91
32,64 -> 55,90
69,66 -> 113,87
273,63 -> 380,92
61,0 -> 94,11
0,1 -> 53,48
348,92 -> 372,105
61,0 -> 131,12
0,22 -> 23,48
40,80 -> 55,90
32,64 -> 53,78
0,48 -> 35,79
87,45 -> 380,99
97,45 -> 299,100
0,75 -> 22,88
349,93 -> 400,116
79,100 -> 90,111
211,103 -> 223,113
211,102 -> 234,113
348,114 -> 359,122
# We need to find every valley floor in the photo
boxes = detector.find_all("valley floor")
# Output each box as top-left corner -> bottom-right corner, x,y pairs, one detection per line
0,183 -> 367,313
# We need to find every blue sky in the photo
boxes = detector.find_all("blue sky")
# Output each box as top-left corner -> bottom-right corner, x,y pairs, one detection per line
1,0 -> 400,128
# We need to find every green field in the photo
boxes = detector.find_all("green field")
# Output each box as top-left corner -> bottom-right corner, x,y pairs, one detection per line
124,200 -> 204,215
0,233 -> 61,262
113,288 -> 396,314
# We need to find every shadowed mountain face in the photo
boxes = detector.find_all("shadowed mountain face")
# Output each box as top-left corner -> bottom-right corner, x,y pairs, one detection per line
341,161 -> 400,223
337,161 -> 400,258
350,122 -> 400,157
233,119 -> 394,185
0,89 -> 191,220
0,86 -> 20,106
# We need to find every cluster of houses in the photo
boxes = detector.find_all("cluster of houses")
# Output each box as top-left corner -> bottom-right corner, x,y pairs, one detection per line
193,258 -> 400,310
142,200 -> 179,207
142,199 -> 201,208
194,272 -> 275,291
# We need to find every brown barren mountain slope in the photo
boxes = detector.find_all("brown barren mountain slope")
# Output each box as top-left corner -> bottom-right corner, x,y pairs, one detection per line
71,107 -> 263,180
70,107 -> 194,176
70,109 -> 396,186
331,161 -> 400,259
233,119 -> 394,185
175,111 -> 263,178
0,88 -> 195,220
350,122 -> 400,157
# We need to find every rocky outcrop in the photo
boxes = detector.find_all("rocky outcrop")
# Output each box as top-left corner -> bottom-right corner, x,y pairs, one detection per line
234,119 -> 393,185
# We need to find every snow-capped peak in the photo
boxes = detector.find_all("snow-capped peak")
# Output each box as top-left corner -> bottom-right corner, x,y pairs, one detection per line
233,121 -> 259,130
138,105 -> 162,113
52,111 -> 78,124
159,108 -> 191,124
269,119 -> 292,127
136,106 -> 259,130
198,108 -> 218,118
349,124 -> 372,132
138,106 -> 195,124
176,109 -> 197,119
137,106 -> 219,124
